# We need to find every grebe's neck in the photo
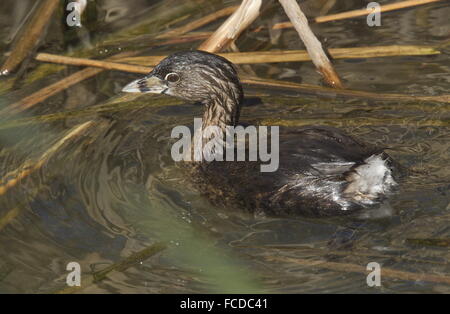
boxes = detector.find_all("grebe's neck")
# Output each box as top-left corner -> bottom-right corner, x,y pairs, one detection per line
201,83 -> 242,131
189,83 -> 243,162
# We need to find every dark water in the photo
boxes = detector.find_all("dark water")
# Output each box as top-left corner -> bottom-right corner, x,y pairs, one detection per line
0,0 -> 449,293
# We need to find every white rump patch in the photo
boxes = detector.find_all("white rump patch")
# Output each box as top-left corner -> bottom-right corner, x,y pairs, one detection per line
344,154 -> 396,204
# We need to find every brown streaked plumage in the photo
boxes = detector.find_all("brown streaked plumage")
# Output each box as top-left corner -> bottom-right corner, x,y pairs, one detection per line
122,50 -> 401,217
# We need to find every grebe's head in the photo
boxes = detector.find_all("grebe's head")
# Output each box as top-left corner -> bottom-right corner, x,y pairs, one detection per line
122,50 -> 243,104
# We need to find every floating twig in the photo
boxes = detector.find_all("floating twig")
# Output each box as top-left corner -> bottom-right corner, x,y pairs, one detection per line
0,121 -> 94,196
35,53 -> 152,73
198,0 -> 262,52
0,121 -> 93,244
0,0 -> 59,75
278,0 -> 343,88
270,0 -> 445,29
315,0 -> 443,24
56,242 -> 166,294
219,45 -> 440,63
1,67 -> 104,115
0,49 -> 149,115
33,45 -> 440,74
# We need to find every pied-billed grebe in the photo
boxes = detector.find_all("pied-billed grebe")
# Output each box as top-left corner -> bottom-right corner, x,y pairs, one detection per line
122,50 -> 398,217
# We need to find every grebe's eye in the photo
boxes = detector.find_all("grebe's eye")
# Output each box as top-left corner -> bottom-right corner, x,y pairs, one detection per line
165,72 -> 180,83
